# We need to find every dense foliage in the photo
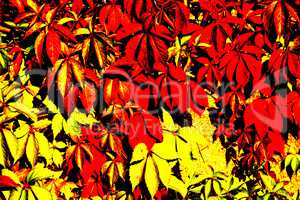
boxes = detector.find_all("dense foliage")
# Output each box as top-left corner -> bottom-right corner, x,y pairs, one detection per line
0,0 -> 300,199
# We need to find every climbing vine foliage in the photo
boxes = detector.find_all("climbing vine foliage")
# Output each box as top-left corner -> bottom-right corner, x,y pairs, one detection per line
0,0 -> 300,199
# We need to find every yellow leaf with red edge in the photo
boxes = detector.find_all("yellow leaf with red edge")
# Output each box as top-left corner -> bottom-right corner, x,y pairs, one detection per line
82,38 -> 90,65
70,59 -> 84,88
94,39 -> 105,68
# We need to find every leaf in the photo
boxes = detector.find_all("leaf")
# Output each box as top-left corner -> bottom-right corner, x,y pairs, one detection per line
32,119 -> 51,129
260,173 -> 275,191
205,179 -> 212,199
1,169 -> 20,185
144,156 -> 159,197
53,149 -> 63,167
162,109 -> 176,131
9,187 -> 26,200
35,132 -> 50,161
152,155 -> 171,186
70,59 -> 84,88
34,30 -> 45,65
0,176 -> 19,189
74,28 -> 90,35
46,30 -> 61,65
79,82 -> 97,112
24,22 -> 45,38
167,175 -> 187,198
8,102 -> 37,121
26,134 -> 38,167
26,167 -> 61,183
52,114 -> 64,139
129,143 -> 148,191
94,39 -> 105,68
2,129 -> 18,162
30,185 -> 52,200
57,61 -> 68,97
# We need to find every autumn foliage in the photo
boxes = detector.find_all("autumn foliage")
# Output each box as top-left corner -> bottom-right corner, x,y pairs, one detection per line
0,0 -> 300,199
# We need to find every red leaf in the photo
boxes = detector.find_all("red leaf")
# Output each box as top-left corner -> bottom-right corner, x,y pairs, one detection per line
274,1 -> 285,36
0,176 -> 19,189
79,82 -> 97,112
125,111 -> 162,150
34,30 -> 46,65
46,30 -> 61,65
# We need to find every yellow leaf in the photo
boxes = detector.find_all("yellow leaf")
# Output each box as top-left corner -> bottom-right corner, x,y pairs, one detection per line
26,134 -> 38,166
0,133 -> 4,166
162,109 -> 177,131
151,133 -> 178,160
45,8 -> 57,24
8,102 -> 37,121
26,166 -> 62,183
58,17 -> 74,25
43,96 -> 59,113
31,185 -> 52,200
57,61 -> 68,97
145,156 -> 159,197
167,175 -> 187,198
53,149 -> 63,167
2,129 -> 18,162
32,119 -> 51,130
52,114 -> 64,139
152,154 -> 171,186
27,0 -> 38,13
15,125 -> 30,160
60,182 -> 78,200
20,90 -> 34,108
35,132 -> 50,161
9,187 -> 26,200
129,143 -> 148,191
74,28 -> 90,35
